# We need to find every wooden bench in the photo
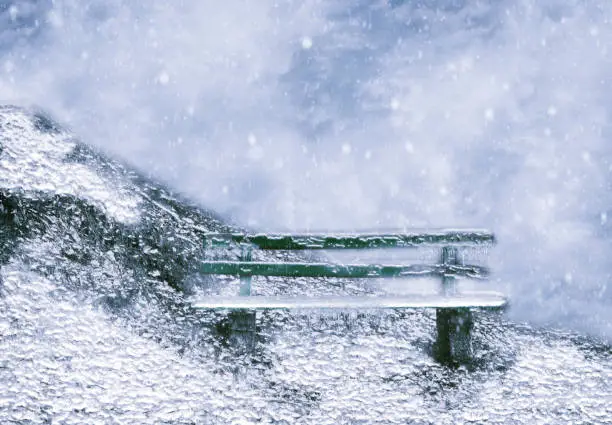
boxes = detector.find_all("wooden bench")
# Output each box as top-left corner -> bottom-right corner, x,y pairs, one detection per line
194,230 -> 506,363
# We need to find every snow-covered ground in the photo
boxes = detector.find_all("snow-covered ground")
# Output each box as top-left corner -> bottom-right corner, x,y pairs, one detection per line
1,94 -> 610,425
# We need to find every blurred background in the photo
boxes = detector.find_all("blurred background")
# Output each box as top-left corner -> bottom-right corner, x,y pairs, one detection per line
1,0 -> 611,340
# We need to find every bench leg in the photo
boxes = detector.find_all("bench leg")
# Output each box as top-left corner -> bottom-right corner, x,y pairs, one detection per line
435,246 -> 473,364
435,307 -> 473,364
228,309 -> 257,350
230,244 -> 255,349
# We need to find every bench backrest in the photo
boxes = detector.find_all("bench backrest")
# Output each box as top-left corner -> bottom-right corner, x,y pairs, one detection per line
204,229 -> 494,250
201,229 -> 495,296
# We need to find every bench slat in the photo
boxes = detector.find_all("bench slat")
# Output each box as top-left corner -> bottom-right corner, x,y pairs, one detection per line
205,229 -> 495,250
201,261 -> 489,279
192,293 -> 508,310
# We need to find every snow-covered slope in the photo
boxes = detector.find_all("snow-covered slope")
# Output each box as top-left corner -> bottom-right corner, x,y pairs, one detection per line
1,106 -> 610,424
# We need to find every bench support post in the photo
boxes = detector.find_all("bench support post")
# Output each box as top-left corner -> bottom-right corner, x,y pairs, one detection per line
239,244 -> 253,296
227,309 -> 257,350
435,246 -> 473,364
230,244 -> 256,349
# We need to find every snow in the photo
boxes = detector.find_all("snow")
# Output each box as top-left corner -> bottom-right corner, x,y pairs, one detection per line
0,108 -> 141,224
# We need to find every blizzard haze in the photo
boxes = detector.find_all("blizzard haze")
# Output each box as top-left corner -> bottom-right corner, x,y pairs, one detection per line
1,0 -> 611,340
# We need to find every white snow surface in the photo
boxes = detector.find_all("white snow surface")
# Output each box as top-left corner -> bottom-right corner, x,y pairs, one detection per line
0,106 -> 610,422
0,107 -> 140,223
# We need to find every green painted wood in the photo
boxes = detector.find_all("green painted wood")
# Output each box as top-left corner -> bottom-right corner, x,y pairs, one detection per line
192,293 -> 508,310
441,246 -> 460,295
204,229 -> 495,250
239,245 -> 253,296
200,261 -> 490,279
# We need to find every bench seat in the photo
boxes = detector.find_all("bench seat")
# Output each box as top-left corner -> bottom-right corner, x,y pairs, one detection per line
192,292 -> 508,310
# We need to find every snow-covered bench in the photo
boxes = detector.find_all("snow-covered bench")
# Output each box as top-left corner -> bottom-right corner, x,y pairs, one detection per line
195,230 -> 506,363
